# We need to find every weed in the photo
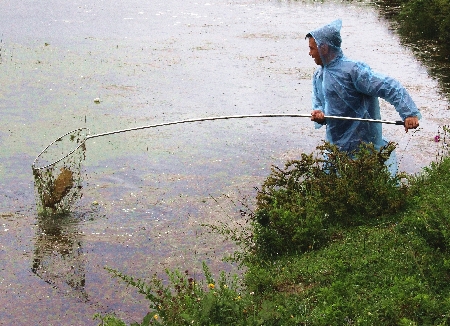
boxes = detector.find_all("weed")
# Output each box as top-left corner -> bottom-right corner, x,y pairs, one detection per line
253,141 -> 407,257
101,262 -> 257,326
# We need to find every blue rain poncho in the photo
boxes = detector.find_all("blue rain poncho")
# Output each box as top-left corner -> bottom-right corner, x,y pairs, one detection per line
308,19 -> 421,174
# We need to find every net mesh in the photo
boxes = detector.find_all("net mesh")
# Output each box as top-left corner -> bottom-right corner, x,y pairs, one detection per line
32,128 -> 89,213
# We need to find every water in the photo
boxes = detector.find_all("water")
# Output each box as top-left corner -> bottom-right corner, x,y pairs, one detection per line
1,0 -> 449,325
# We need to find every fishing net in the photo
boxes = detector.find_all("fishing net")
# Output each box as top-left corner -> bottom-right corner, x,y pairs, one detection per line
32,128 -> 89,214
30,114 -> 403,213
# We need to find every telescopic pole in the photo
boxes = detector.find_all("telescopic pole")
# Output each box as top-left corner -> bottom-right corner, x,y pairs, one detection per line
87,113 -> 404,140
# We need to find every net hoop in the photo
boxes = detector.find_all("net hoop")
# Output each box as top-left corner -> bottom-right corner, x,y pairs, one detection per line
32,128 -> 90,171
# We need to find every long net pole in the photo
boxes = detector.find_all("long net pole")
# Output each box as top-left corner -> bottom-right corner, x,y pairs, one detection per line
87,113 -> 403,140
31,113 -> 404,213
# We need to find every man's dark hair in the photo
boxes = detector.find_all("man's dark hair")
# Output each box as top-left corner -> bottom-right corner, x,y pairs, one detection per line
305,32 -> 312,39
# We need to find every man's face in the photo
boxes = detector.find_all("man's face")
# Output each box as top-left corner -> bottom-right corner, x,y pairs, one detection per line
308,37 -> 323,66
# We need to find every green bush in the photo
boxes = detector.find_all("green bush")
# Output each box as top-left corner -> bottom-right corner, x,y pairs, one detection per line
399,156 -> 450,253
253,142 -> 407,257
382,0 -> 450,46
398,0 -> 441,38
242,223 -> 450,325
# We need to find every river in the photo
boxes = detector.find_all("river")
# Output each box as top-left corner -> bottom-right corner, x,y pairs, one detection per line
1,0 -> 449,325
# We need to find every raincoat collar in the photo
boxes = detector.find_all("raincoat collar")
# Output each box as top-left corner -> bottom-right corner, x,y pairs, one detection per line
324,52 -> 344,68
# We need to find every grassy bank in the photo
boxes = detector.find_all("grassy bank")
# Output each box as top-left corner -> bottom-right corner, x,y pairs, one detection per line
96,140 -> 450,325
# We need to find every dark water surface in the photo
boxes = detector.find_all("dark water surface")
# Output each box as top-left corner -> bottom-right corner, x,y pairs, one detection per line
1,0 -> 449,325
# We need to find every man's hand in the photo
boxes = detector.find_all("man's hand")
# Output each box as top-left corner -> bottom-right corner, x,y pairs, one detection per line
311,110 -> 325,124
404,116 -> 419,132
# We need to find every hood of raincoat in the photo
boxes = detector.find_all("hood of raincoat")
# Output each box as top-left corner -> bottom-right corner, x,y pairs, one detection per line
308,19 -> 343,66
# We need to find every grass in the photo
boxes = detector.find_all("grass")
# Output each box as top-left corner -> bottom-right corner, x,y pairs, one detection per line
96,138 -> 450,325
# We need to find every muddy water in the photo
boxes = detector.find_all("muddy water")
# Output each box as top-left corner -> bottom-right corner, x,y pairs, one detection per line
1,0 -> 449,325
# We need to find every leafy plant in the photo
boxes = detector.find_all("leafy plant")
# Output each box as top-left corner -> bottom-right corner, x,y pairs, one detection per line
252,141 -> 407,257
399,156 -> 450,254
100,262 -> 257,326
375,0 -> 450,47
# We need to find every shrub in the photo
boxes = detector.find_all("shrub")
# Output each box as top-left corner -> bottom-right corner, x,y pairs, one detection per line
381,0 -> 450,46
97,136 -> 450,325
252,142 -> 407,257
399,156 -> 450,254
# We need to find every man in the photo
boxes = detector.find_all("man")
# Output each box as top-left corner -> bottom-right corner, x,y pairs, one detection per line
307,19 -> 421,174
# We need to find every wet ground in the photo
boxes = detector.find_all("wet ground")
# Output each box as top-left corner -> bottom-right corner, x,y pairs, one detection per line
1,0 -> 449,325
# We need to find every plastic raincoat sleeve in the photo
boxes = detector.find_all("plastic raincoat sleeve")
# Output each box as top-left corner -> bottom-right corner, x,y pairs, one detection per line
352,62 -> 422,120
311,69 -> 326,129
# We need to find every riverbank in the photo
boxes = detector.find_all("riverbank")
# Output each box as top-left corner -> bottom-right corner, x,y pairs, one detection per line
98,139 -> 450,325
382,0 -> 450,46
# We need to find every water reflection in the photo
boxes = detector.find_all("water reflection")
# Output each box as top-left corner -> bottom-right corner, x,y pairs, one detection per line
31,212 -> 88,301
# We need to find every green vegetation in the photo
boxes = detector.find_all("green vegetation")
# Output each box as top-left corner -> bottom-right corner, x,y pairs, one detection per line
374,0 -> 450,46
96,138 -> 450,325
96,263 -> 258,326
398,0 -> 450,46
253,142 -> 405,257
377,0 -> 450,102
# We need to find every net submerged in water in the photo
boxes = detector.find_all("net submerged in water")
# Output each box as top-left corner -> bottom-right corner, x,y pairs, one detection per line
32,128 -> 89,213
